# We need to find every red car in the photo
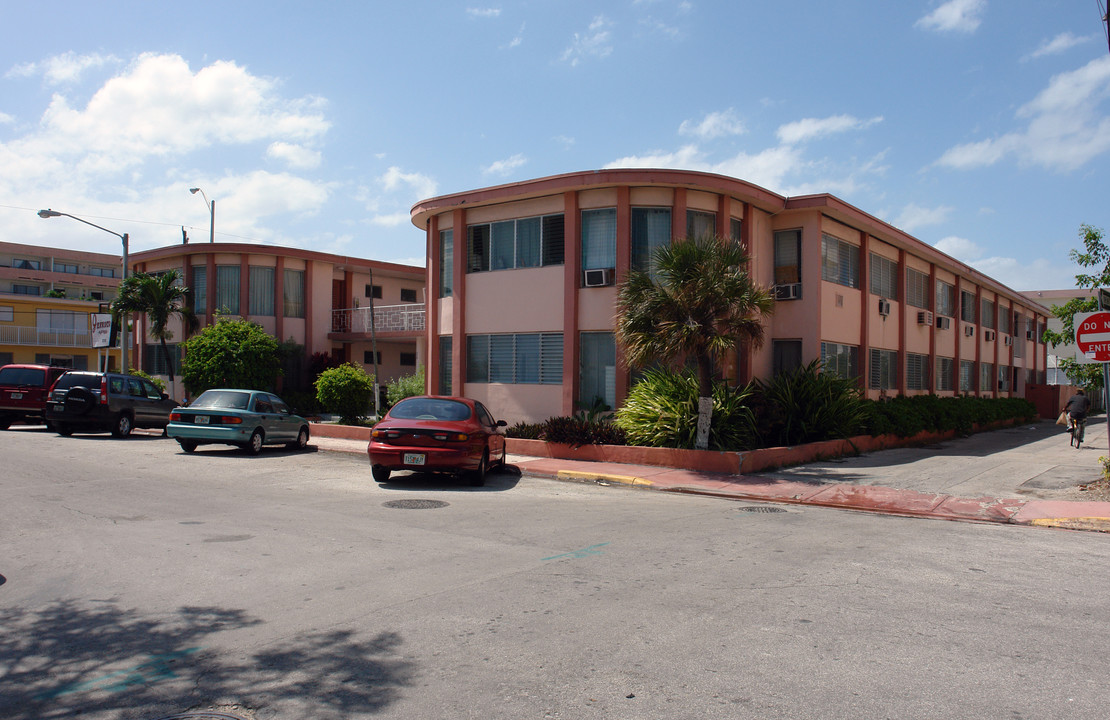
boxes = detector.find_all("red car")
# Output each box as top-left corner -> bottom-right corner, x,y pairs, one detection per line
0,364 -> 68,429
368,396 -> 507,486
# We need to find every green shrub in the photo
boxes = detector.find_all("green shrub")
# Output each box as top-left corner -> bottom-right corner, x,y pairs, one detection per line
615,368 -> 757,450
386,366 -> 425,409
864,394 -> 1037,438
505,421 -> 546,439
541,414 -> 627,448
749,359 -> 869,448
314,363 -> 375,425
281,389 -> 322,417
181,318 -> 282,396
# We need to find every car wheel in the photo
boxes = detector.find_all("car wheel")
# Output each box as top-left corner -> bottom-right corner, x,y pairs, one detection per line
55,423 -> 73,436
179,440 -> 198,453
372,466 -> 391,483
0,419 -> 11,431
286,426 -> 310,450
111,413 -> 133,438
469,452 -> 488,487
243,429 -> 264,455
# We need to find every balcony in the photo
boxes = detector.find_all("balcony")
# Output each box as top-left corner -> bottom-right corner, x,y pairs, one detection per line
0,325 -> 92,348
331,303 -> 425,335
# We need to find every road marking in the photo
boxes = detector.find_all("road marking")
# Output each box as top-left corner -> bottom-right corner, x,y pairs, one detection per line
36,647 -> 202,700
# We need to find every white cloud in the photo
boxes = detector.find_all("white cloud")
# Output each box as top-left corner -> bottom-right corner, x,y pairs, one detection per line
7,52 -> 119,85
467,7 -> 501,18
935,56 -> 1110,172
776,114 -> 883,145
0,111 -> 13,124
895,203 -> 952,232
934,235 -> 983,260
679,109 -> 745,140
560,16 -> 613,67
1025,32 -> 1094,61
483,153 -> 527,176
266,142 -> 322,169
915,0 -> 986,34
380,166 -> 437,200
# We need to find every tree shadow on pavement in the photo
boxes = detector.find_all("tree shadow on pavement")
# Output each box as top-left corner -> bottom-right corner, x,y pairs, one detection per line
0,600 -> 416,720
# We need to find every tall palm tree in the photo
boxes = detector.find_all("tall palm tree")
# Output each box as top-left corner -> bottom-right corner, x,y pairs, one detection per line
112,269 -> 198,389
616,235 -> 774,449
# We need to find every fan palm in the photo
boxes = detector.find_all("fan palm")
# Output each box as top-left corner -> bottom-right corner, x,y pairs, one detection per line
112,269 -> 198,388
616,235 -> 774,449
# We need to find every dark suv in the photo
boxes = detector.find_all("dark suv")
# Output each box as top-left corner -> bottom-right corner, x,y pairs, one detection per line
0,364 -> 69,429
45,371 -> 177,438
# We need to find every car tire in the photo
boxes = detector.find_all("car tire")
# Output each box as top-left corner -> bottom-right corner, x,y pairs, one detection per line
0,418 -> 11,431
64,386 -> 95,415
55,423 -> 73,436
469,452 -> 488,487
286,426 -> 310,450
372,466 -> 391,483
111,413 -> 133,438
243,428 -> 264,455
179,440 -> 198,453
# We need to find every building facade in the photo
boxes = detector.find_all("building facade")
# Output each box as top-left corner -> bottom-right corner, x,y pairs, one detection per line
412,169 -> 1051,425
0,242 -> 124,370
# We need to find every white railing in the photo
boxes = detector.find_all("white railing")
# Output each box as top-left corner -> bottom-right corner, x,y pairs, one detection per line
0,325 -> 92,348
331,304 -> 425,334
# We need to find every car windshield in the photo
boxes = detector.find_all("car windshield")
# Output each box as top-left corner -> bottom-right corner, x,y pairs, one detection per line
0,367 -> 45,386
53,373 -> 100,390
389,398 -> 472,421
190,390 -> 252,410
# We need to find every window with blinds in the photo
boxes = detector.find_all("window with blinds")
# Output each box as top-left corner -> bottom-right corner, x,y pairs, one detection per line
980,362 -> 994,392
249,266 -> 275,316
582,209 -> 617,272
980,298 -> 995,329
439,229 -> 453,298
960,290 -> 976,324
466,333 -> 563,385
906,352 -> 929,390
869,254 -> 898,299
869,348 -> 897,390
936,280 -> 955,317
192,266 -> 207,314
686,210 -> 716,239
283,269 -> 305,318
773,230 -> 801,284
439,336 -> 452,395
632,207 -> 672,274
936,356 -> 954,392
821,234 -> 859,288
998,365 -> 1011,392
906,268 -> 929,309
960,360 -> 975,392
820,342 -> 859,379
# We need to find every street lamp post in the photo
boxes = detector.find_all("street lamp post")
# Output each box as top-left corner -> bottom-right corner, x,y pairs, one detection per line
189,187 -> 215,243
37,209 -> 130,373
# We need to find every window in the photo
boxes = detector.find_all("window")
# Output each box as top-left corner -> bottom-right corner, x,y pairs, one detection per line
772,339 -> 802,377
960,290 -> 976,324
821,234 -> 859,288
998,307 -> 1011,335
467,332 -> 563,385
439,229 -> 453,298
542,215 -> 565,266
36,309 -> 85,334
54,262 -> 79,274
960,360 -> 975,392
400,288 -> 418,303
144,343 -> 181,376
582,209 -> 617,272
936,356 -> 954,392
364,350 -> 382,364
936,280 -> 955,317
869,254 -> 897,299
439,336 -> 452,395
366,284 -> 382,299
686,210 -> 716,239
14,258 -> 41,270
467,224 -> 490,272
631,207 -> 672,274
730,218 -> 743,247
773,230 -> 801,285
980,298 -> 995,329
467,214 -> 565,273
906,268 -> 929,309
580,332 -> 615,409
13,284 -> 41,295
400,352 -> 416,367
980,362 -> 994,393
89,266 -> 116,278
215,266 -> 240,314
283,269 -> 305,318
820,342 -> 859,380
192,266 -> 207,313
0,352 -> 12,365
869,348 -> 897,390
998,365 -> 1011,392
906,352 -> 929,391
249,266 -> 275,316
0,306 -> 12,322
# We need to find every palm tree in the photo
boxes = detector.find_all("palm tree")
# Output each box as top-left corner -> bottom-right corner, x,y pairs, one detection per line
616,234 -> 774,449
112,269 -> 198,389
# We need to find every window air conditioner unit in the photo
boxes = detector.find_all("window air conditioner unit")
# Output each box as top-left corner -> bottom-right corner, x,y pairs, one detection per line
964,324 -> 976,337
985,329 -> 996,342
1003,335 -> 1013,346
1026,329 -> 1036,340
774,283 -> 801,301
935,316 -> 952,331
917,310 -> 934,325
878,298 -> 891,316
582,268 -> 613,287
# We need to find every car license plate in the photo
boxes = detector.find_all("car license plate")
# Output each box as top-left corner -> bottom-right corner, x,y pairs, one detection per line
196,415 -> 210,424
403,453 -> 425,465
10,393 -> 22,400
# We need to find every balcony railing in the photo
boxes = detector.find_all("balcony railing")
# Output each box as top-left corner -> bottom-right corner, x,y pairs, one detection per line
0,325 -> 92,348
331,304 -> 425,334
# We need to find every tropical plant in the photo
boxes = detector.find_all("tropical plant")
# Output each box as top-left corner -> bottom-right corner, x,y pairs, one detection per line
751,359 -> 870,447
315,362 -> 375,425
615,367 -> 758,450
1044,224 -> 1108,390
112,269 -> 197,388
180,318 -> 281,396
386,365 -> 425,408
616,234 -> 774,449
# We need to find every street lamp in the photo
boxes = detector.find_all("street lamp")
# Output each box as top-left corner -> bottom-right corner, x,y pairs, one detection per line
37,209 -> 130,373
189,187 -> 215,243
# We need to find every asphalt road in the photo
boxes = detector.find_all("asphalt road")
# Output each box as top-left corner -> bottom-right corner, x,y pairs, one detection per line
3,427 -> 1110,720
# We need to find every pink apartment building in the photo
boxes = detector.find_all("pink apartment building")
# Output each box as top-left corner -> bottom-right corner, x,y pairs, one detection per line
412,168 -> 1050,425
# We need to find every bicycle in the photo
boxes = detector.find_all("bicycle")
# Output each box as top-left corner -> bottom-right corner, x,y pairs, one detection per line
1067,414 -> 1086,449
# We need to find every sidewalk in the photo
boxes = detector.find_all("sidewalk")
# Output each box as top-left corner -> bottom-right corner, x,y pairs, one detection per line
313,420 -> 1110,533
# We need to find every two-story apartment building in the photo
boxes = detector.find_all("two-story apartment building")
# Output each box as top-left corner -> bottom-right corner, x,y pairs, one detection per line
412,168 -> 1051,425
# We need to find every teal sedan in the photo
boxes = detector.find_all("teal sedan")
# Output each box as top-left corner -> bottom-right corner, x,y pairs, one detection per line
167,389 -> 310,455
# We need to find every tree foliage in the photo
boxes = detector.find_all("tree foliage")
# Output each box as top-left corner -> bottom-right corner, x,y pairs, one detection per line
1043,224 -> 1107,390
112,269 -> 197,387
315,363 -> 376,425
180,318 -> 281,397
385,365 -> 425,409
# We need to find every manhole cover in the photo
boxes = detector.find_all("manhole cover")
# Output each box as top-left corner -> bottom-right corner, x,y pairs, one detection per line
152,714 -> 248,720
383,499 -> 449,510
737,505 -> 788,514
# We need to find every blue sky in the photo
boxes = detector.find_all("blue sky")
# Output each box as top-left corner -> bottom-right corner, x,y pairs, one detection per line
1,0 -> 1108,291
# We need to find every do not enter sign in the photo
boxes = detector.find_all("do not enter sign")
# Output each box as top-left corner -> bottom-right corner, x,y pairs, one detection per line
1075,311 -> 1110,362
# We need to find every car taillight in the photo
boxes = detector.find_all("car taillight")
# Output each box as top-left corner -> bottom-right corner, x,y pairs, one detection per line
220,416 -> 243,424
432,432 -> 469,442
100,376 -> 109,404
371,429 -> 401,440
170,412 -> 182,422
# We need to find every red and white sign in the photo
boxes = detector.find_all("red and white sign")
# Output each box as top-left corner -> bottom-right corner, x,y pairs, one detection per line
1075,311 -> 1110,363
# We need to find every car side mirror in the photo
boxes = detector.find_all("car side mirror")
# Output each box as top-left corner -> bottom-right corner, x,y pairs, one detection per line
161,393 -> 169,400
497,419 -> 507,427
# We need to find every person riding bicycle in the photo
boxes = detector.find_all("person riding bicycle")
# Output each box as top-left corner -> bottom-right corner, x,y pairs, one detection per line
1064,389 -> 1091,426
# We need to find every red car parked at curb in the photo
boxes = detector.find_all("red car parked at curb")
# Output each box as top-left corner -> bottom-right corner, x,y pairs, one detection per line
367,396 -> 507,486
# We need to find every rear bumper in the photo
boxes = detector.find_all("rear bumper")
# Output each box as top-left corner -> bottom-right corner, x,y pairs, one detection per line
167,423 -> 254,445
367,442 -> 480,472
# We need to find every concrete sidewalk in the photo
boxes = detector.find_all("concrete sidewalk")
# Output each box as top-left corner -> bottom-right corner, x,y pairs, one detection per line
314,419 -> 1110,533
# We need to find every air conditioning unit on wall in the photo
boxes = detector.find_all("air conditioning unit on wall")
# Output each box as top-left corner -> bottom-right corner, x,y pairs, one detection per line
1003,335 -> 1013,346
878,298 -> 891,316
964,324 -> 976,337
582,268 -> 613,287
917,310 -> 934,325
936,316 -> 952,331
774,283 -> 801,301
985,329 -> 997,342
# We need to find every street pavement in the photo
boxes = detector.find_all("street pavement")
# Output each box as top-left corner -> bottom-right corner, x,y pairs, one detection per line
314,417 -> 1110,533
